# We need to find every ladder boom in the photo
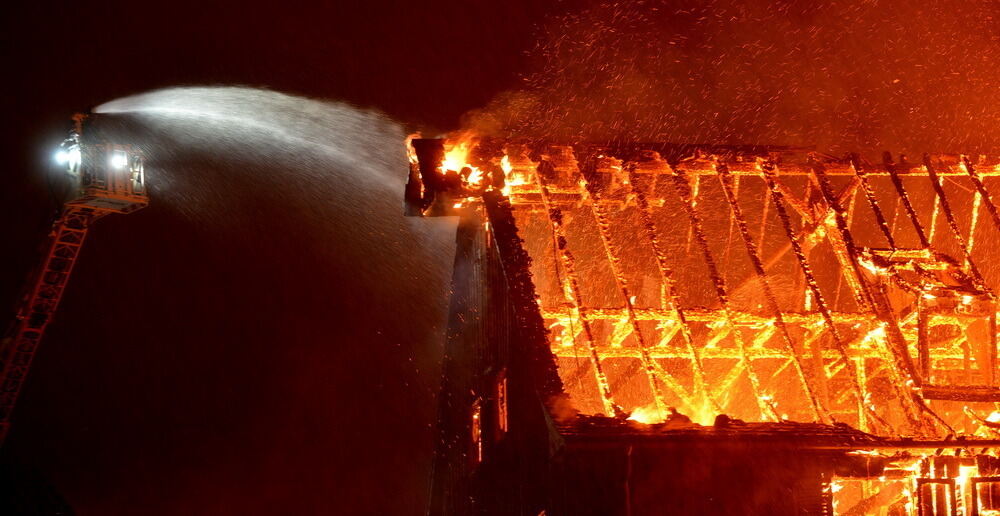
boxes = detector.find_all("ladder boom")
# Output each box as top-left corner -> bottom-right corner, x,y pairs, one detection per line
0,114 -> 147,444
0,208 -> 101,440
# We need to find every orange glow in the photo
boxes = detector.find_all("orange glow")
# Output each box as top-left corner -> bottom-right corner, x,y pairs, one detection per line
434,136 -> 543,198
441,139 -> 473,173
441,133 -> 486,188
499,154 -> 532,196
466,167 -> 484,185
500,156 -> 514,196
404,132 -> 420,164
627,404 -> 665,425
471,399 -> 483,463
500,155 -> 512,175
418,139 -> 1000,441
412,137 -> 1000,515
956,464 -> 977,487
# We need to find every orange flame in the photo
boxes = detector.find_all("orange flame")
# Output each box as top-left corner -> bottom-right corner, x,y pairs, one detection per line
499,154 -> 534,196
404,132 -> 420,164
627,404 -> 665,424
441,138 -> 474,173
441,133 -> 486,187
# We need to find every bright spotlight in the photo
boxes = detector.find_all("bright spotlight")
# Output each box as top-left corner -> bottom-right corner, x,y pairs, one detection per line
55,150 -> 70,165
68,148 -> 81,168
110,151 -> 128,169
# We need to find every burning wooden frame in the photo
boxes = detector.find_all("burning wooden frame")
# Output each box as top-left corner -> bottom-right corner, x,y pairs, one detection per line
411,136 -> 1000,515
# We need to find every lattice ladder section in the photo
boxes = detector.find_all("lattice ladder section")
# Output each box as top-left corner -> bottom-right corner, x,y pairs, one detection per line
0,207 -> 102,442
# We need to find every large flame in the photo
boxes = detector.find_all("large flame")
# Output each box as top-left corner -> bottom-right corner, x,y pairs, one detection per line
414,134 -> 539,198
441,133 -> 485,186
441,138 -> 473,173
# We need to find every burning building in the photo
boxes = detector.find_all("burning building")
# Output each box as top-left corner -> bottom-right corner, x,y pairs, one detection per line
408,136 -> 1000,515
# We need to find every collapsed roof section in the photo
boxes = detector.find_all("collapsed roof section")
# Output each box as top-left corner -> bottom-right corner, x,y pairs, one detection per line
410,137 -> 1000,439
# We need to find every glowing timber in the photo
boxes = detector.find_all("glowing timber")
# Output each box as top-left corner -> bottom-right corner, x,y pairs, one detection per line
412,138 -> 1000,515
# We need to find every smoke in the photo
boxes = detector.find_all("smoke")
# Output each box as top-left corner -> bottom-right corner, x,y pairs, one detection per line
464,0 -> 1000,153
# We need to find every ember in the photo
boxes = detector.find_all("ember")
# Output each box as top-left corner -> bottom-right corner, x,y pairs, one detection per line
415,135 -> 1000,515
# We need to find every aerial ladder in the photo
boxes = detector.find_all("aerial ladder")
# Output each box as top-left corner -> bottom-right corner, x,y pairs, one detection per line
0,114 -> 147,444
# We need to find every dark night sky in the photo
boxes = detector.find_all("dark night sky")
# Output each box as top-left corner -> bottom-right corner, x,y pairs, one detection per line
0,1 -> 562,514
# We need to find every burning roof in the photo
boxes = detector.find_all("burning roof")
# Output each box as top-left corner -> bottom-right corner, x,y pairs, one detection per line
411,136 -> 1000,441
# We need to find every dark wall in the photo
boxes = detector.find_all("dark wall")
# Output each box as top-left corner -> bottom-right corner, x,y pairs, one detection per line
553,443 -> 832,516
